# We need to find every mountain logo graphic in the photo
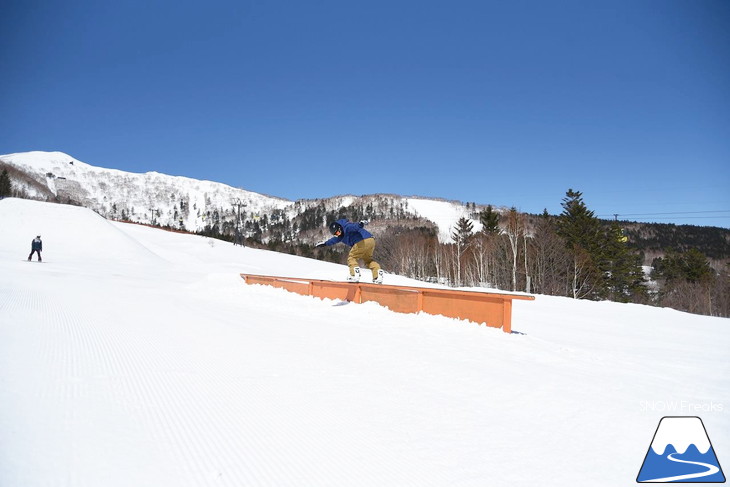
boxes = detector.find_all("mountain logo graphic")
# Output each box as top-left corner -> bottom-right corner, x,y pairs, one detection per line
637,416 -> 725,483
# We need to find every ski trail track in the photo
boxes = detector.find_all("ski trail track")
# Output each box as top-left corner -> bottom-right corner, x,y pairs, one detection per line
1,254 -> 453,486
0,277 -> 188,486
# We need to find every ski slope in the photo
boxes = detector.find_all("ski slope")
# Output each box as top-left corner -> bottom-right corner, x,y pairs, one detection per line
1,198 -> 728,487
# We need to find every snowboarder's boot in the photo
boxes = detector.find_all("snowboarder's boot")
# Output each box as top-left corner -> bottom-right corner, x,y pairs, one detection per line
347,267 -> 361,282
373,269 -> 384,284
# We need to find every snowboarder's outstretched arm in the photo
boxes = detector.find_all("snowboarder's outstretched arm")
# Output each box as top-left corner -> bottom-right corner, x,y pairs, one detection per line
321,234 -> 343,247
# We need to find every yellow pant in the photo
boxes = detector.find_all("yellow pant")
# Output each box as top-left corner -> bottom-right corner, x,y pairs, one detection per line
348,238 -> 381,279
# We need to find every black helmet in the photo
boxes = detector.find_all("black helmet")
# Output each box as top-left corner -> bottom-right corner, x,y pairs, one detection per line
328,221 -> 343,235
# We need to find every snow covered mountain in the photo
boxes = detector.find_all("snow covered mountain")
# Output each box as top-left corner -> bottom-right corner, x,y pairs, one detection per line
0,151 -> 291,233
0,151 -> 485,242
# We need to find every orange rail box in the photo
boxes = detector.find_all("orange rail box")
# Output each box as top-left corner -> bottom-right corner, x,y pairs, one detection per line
241,274 -> 534,333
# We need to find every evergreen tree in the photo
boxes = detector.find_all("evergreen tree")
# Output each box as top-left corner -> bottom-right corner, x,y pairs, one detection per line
557,191 -> 647,301
451,217 -> 473,286
0,169 -> 11,197
653,248 -> 713,284
682,249 -> 714,283
601,222 -> 647,302
452,217 -> 474,247
557,189 -> 601,252
479,205 -> 500,235
557,189 -> 603,299
652,248 -> 715,315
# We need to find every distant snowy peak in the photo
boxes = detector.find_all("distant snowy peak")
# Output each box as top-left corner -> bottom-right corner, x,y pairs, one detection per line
1,150 -> 292,222
6,150 -> 80,164
3,151 -> 85,172
650,417 -> 712,455
1,151 -> 289,201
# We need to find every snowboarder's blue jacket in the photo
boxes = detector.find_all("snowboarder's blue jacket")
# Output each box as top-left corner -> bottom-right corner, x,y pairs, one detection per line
324,219 -> 372,247
31,238 -> 42,251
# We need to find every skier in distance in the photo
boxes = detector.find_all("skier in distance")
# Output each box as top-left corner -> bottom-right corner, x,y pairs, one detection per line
28,235 -> 42,262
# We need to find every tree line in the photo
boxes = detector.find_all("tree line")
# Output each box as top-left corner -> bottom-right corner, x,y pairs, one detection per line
310,189 -> 729,318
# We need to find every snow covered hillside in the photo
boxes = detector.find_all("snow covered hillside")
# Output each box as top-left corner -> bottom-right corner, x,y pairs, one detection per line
1,198 -> 728,487
1,151 -> 484,241
0,151 -> 291,232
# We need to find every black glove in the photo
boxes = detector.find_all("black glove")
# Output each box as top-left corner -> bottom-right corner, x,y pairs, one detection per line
315,241 -> 326,248
359,219 -> 369,227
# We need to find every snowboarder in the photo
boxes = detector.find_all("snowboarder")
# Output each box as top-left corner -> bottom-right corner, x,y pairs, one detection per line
28,235 -> 42,262
316,219 -> 384,283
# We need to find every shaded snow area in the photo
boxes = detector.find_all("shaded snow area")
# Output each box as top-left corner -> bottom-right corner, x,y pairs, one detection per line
1,198 -> 728,487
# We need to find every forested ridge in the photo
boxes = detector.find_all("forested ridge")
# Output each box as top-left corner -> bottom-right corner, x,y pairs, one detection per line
621,221 -> 730,260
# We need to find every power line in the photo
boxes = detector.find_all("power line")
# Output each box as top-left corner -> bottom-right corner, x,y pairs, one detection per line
599,210 -> 730,218
620,216 -> 730,220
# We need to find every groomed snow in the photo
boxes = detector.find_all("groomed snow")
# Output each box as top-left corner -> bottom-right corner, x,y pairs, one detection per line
1,198 -> 728,486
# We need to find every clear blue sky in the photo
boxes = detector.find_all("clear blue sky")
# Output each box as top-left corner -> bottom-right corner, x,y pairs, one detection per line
2,0 -> 729,227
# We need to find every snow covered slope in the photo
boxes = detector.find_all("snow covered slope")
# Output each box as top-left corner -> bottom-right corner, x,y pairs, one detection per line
1,151 -> 292,231
1,198 -> 728,487
406,197 -> 484,241
1,151 -> 485,241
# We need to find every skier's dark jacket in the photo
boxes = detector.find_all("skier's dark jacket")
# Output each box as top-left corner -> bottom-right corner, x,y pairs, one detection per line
323,219 -> 372,247
31,238 -> 42,251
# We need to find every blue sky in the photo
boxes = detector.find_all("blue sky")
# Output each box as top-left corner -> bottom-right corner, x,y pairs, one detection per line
2,0 -> 729,228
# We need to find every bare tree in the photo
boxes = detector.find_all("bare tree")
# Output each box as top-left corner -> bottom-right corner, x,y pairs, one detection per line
530,212 -> 569,296
471,234 -> 493,287
570,246 -> 598,299
504,208 -> 525,292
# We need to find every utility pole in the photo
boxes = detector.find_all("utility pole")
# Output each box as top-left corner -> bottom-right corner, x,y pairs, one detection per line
231,198 -> 247,246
